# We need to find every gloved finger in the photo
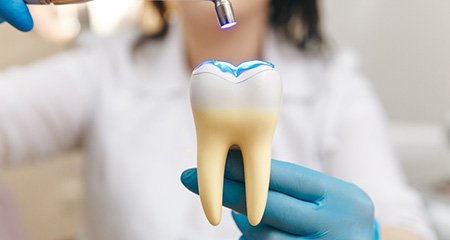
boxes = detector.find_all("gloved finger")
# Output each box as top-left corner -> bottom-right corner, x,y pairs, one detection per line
232,212 -> 302,240
0,0 -> 34,31
181,169 -> 325,236
225,150 -> 326,203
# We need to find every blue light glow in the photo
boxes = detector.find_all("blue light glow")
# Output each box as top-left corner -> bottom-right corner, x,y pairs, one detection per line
221,22 -> 237,29
196,60 -> 275,77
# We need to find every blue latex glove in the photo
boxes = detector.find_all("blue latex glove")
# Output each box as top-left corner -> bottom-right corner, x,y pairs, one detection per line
181,150 -> 376,240
0,0 -> 34,31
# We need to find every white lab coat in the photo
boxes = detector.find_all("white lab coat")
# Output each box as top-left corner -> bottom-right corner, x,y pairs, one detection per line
0,25 -> 436,239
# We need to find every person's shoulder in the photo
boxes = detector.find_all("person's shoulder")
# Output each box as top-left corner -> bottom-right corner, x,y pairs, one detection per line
26,26 -> 142,70
74,26 -> 141,58
325,48 -> 362,79
269,34 -> 370,100
284,45 -> 373,98
292,45 -> 376,103
325,48 -> 375,96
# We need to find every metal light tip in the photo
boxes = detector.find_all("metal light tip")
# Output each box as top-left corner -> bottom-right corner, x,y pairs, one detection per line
213,0 -> 237,29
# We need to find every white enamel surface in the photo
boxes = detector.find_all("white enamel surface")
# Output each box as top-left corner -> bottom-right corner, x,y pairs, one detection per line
192,63 -> 276,84
190,65 -> 282,111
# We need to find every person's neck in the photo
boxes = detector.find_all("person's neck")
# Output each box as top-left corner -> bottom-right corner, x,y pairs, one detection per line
182,14 -> 268,70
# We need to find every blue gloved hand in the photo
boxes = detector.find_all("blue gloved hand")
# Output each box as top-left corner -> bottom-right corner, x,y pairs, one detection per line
0,0 -> 34,31
181,150 -> 376,240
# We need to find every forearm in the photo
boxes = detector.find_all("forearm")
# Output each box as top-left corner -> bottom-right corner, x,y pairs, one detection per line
381,226 -> 424,240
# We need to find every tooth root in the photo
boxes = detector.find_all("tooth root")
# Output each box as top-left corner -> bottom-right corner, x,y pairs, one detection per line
240,115 -> 277,226
194,109 -> 279,226
194,111 -> 230,226
197,139 -> 229,226
241,144 -> 271,226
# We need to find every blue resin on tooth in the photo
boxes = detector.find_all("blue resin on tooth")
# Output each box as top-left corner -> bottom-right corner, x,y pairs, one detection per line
195,60 -> 275,77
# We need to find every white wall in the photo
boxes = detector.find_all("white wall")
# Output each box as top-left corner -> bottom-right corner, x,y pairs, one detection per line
322,0 -> 450,123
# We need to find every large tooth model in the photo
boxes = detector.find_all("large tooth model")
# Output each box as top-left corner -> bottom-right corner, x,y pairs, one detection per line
190,60 -> 282,226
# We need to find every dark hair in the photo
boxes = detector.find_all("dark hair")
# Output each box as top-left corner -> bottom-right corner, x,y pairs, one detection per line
141,0 -> 325,52
270,0 -> 325,51
149,1 -> 169,39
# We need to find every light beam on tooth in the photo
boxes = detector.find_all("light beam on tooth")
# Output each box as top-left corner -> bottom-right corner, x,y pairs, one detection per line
190,60 -> 282,226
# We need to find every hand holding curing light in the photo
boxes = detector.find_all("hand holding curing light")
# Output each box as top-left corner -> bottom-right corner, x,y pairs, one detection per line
190,60 -> 282,226
15,0 -> 236,30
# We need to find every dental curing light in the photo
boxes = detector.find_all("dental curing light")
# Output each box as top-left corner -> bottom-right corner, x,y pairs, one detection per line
25,0 -> 237,30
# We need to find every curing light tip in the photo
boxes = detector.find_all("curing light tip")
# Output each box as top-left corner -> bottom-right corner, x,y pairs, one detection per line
213,0 -> 237,29
221,22 -> 237,29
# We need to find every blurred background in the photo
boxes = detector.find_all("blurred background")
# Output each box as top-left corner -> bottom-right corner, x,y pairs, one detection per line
0,0 -> 449,239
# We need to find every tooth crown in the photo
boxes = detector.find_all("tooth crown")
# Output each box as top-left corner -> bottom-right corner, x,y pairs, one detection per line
191,60 -> 281,111
190,60 -> 282,227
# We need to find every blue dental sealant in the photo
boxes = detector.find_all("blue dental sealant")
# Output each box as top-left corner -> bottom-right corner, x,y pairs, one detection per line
196,60 -> 275,77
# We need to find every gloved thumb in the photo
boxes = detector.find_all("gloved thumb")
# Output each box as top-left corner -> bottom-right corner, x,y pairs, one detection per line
180,168 -> 199,194
0,0 -> 34,32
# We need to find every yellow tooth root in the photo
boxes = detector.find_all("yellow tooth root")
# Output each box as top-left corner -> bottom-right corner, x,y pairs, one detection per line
241,137 -> 273,226
193,110 -> 278,226
197,134 -> 229,226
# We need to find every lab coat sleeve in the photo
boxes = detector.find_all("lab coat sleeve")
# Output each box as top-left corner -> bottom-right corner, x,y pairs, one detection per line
0,46 -> 101,167
322,52 -> 437,239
